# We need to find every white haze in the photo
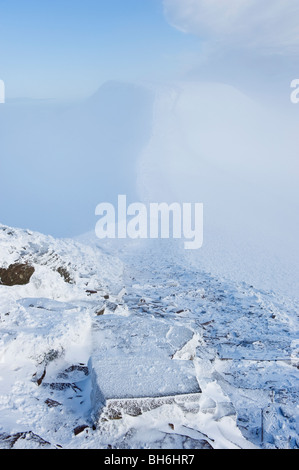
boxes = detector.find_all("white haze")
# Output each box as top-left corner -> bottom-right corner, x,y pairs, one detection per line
0,2 -> 298,298
134,1 -> 299,299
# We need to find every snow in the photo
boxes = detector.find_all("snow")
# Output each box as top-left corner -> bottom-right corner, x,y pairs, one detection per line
89,315 -> 201,417
0,224 -> 298,449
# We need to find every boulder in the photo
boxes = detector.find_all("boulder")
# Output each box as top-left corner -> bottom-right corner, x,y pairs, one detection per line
0,263 -> 35,286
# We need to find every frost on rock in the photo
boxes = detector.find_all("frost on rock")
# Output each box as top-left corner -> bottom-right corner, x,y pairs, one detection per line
89,314 -> 201,424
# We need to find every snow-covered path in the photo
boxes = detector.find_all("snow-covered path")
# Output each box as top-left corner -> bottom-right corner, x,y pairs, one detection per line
0,226 -> 298,449
86,237 -> 298,449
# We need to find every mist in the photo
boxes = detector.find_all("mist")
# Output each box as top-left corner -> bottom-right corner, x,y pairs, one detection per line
0,82 -> 154,237
0,0 -> 298,298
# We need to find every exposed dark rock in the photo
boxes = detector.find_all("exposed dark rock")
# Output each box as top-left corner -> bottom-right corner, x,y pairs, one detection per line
0,431 -> 51,449
57,364 -> 89,380
57,266 -> 73,284
1,227 -> 15,236
73,425 -> 89,436
45,398 -> 62,408
42,348 -> 64,365
43,382 -> 82,392
64,365 -> 89,376
0,432 -> 23,449
107,409 -> 123,420
32,368 -> 46,386
96,307 -> 105,316
0,263 -> 35,286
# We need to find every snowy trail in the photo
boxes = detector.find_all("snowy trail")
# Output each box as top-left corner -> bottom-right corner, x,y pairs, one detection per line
86,237 -> 298,449
0,226 -> 298,449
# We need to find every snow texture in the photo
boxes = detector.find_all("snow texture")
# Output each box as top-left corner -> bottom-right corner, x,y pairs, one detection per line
0,225 -> 298,449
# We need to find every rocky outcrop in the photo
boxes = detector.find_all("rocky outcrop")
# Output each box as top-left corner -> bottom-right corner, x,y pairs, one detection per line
0,263 -> 35,286
0,431 -> 51,449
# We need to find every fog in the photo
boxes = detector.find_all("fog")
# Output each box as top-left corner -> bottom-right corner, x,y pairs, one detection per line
0,1 -> 298,298
0,82 -> 154,236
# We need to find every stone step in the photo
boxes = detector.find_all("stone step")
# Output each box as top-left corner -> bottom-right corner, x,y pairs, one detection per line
101,393 -> 202,421
89,314 -> 201,424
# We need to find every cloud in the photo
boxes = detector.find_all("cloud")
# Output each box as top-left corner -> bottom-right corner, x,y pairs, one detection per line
163,0 -> 299,55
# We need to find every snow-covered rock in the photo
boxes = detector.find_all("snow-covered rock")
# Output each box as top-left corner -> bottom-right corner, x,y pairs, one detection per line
0,225 -> 298,449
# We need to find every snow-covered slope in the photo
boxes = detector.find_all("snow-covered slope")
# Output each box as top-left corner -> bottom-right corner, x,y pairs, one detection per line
0,224 -> 124,448
0,225 -> 297,449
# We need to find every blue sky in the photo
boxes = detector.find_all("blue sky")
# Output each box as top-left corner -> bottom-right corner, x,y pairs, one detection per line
0,0 -> 199,100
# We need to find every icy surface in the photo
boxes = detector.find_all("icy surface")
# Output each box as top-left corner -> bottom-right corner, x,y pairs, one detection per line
90,315 -> 200,411
0,225 -> 298,449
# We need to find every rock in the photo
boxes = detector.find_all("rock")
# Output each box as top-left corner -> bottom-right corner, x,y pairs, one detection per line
161,433 -> 213,450
0,432 -> 23,449
95,307 -> 105,316
73,425 -> 89,436
57,266 -> 73,284
42,348 -> 64,365
57,364 -> 89,381
64,365 -> 89,376
32,368 -> 46,386
181,437 -> 213,450
0,431 -> 51,449
45,398 -> 62,408
0,263 -> 35,286
106,301 -> 118,312
43,383 -> 81,392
